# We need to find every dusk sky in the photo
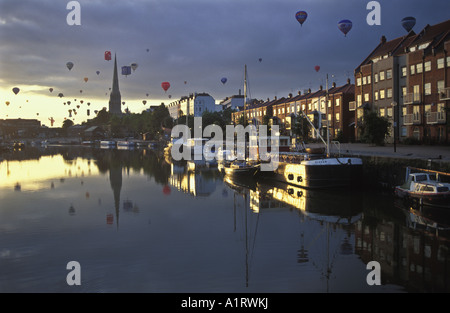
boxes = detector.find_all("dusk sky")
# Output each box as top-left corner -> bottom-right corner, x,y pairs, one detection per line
1,0 -> 449,127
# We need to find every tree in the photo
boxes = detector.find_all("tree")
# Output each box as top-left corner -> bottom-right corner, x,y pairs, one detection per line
360,110 -> 391,146
62,119 -> 74,129
292,115 -> 311,142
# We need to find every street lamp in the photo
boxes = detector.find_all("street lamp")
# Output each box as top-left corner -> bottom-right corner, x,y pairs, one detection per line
391,101 -> 398,152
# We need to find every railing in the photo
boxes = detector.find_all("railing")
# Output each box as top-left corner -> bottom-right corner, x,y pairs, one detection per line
404,113 -> 422,125
426,111 -> 446,124
404,93 -> 421,104
349,101 -> 356,111
439,87 -> 450,100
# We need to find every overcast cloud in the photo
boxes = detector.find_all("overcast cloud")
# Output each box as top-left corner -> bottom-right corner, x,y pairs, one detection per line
1,0 -> 449,108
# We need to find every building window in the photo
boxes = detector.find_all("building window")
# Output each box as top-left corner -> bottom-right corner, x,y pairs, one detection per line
380,89 -> 385,99
410,65 -> 415,75
387,88 -> 392,98
387,108 -> 393,118
374,91 -> 379,101
424,83 -> 431,96
364,93 -> 370,102
336,98 -> 340,106
356,77 -> 362,86
367,76 -> 371,84
386,69 -> 392,79
363,76 -> 367,85
437,58 -> 444,69
416,63 -> 423,73
336,113 -> 340,121
401,127 -> 407,137
447,56 -> 450,67
402,86 -> 407,98
425,61 -> 431,72
374,73 -> 378,83
437,80 -> 445,93
379,71 -> 385,81
282,108 -> 285,114
380,108 -> 385,116
401,66 -> 407,77
357,94 -> 362,106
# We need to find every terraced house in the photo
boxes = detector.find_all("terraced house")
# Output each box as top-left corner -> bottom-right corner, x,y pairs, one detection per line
231,79 -> 355,143
354,19 -> 450,144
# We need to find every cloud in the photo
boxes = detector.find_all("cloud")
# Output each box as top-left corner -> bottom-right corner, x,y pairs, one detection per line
1,0 -> 449,113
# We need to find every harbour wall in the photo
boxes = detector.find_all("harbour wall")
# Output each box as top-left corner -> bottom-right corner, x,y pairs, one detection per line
345,154 -> 450,190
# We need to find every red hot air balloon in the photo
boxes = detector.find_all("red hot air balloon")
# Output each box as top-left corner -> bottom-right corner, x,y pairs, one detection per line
105,51 -> 111,61
161,82 -> 170,92
314,65 -> 320,72
295,11 -> 308,26
163,185 -> 171,195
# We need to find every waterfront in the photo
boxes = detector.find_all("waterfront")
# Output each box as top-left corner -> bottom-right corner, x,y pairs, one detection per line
0,146 -> 449,293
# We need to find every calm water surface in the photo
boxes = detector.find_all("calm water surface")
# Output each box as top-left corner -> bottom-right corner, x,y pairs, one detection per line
1,146 -> 449,293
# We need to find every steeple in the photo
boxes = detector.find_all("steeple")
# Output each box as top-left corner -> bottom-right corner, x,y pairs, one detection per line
108,54 -> 122,115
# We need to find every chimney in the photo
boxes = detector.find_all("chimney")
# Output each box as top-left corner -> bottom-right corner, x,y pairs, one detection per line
288,93 -> 293,98
332,82 -> 336,88
319,85 -> 323,91
347,78 -> 351,84
274,96 -> 277,100
298,91 -> 302,95
308,88 -> 311,93
381,35 -> 386,44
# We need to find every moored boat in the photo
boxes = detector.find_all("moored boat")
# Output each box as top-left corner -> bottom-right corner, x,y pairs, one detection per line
394,168 -> 450,208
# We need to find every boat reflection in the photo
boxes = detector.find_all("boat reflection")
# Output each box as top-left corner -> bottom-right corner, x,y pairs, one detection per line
169,161 -> 220,197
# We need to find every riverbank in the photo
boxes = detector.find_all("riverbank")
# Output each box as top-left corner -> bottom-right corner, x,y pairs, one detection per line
303,142 -> 450,190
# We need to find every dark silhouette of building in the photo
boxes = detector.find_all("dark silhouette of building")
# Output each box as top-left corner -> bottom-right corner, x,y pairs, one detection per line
108,54 -> 122,115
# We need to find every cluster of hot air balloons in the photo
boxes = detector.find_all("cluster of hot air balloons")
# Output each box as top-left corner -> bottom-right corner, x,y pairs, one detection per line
295,10 -> 353,37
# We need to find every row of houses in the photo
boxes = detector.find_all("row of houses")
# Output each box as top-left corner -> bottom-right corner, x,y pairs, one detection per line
229,19 -> 450,144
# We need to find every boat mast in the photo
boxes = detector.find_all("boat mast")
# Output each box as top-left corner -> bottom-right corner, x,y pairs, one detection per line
244,64 -> 247,125
325,74 -> 330,157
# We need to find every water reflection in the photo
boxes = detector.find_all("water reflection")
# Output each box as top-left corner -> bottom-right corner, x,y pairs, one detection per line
0,146 -> 449,292
221,172 -> 450,292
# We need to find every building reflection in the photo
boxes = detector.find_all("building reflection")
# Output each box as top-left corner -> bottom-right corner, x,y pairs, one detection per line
169,162 -> 217,197
355,203 -> 450,292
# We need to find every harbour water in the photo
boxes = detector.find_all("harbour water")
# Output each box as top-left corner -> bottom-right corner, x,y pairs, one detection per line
1,145 -> 449,293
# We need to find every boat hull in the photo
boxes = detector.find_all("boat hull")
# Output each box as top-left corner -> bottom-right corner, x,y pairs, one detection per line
395,187 -> 450,209
263,157 -> 363,189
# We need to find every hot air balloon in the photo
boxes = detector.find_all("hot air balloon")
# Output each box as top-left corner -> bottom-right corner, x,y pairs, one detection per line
259,58 -> 262,62
87,102 -> 90,106
401,17 -> 416,33
80,100 -> 83,104
83,77 -> 88,82
105,51 -> 111,61
146,48 -> 150,52
96,70 -> 100,75
67,101 -> 71,105
12,87 -> 20,95
131,63 -> 138,71
314,65 -> 320,72
221,77 -> 227,84
163,185 -> 171,195
49,117 -> 55,127
87,109 -> 90,116
295,11 -> 308,26
49,88 -> 53,93
68,109 -> 72,117
5,101 -> 10,106
168,95 -> 172,99
338,19 -> 352,36
122,101 -> 125,106
94,110 -> 98,114
142,100 -> 147,105
184,81 -> 187,84
161,82 -> 170,92
80,90 -> 83,93
122,66 -> 131,76
66,62 -> 74,70
146,93 -> 149,97
58,93 -> 64,98
76,105 -> 80,109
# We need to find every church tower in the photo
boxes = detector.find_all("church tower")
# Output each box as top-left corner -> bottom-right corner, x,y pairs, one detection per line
108,54 -> 122,115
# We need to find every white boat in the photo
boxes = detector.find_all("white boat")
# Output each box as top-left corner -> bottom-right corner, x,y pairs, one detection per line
100,140 -> 116,146
224,161 -> 260,176
394,168 -> 450,208
117,140 -> 135,147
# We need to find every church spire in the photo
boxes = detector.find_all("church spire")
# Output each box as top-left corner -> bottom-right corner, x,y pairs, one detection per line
108,54 -> 122,115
